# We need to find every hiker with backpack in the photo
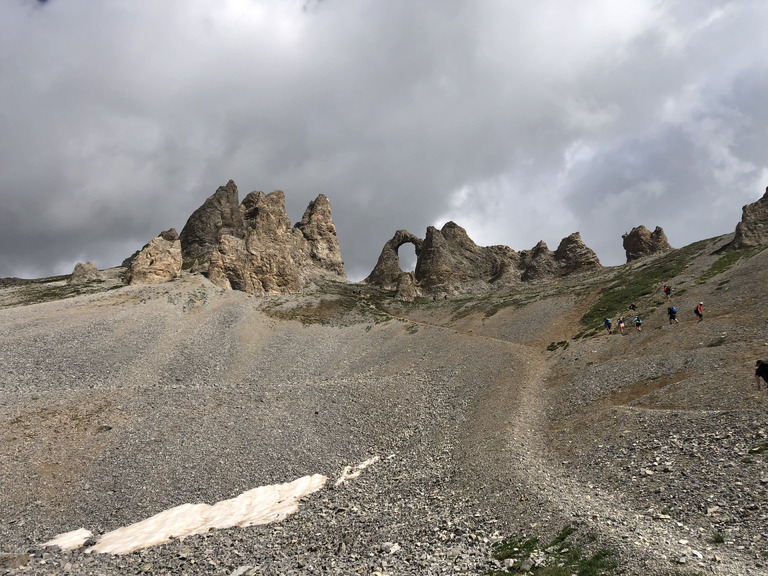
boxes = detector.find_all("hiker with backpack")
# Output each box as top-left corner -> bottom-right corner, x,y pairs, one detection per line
755,360 -> 768,391
604,317 -> 612,334
694,302 -> 704,322
664,285 -> 671,299
633,316 -> 642,331
617,316 -> 626,335
667,305 -> 678,324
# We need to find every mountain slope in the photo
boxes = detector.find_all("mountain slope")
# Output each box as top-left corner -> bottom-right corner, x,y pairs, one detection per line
0,233 -> 766,575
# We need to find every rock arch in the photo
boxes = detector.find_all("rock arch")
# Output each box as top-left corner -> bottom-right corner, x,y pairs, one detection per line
364,230 -> 424,289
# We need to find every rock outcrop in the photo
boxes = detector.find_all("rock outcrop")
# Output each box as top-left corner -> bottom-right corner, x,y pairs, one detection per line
622,225 -> 672,262
124,229 -> 182,285
366,222 -> 600,294
365,230 -> 424,290
179,180 -> 245,272
202,186 -> 345,295
68,262 -> 100,284
415,222 -> 517,292
395,272 -> 419,301
293,194 -> 345,276
519,241 -> 557,282
732,186 -> 768,249
554,232 -> 602,273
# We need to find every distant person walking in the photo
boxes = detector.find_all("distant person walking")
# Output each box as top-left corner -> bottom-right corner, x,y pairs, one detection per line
694,302 -> 704,322
755,360 -> 768,391
617,316 -> 626,335
667,305 -> 678,324
664,285 -> 671,299
604,317 -> 612,334
634,316 -> 642,331
629,302 -> 637,311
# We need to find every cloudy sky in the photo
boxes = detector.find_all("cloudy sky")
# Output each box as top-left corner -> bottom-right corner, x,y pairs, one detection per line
1,0 -> 767,281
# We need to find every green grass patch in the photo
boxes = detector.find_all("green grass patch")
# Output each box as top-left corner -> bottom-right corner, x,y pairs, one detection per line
698,246 -> 765,282
547,341 -> 569,352
0,276 -> 124,308
580,238 -> 716,329
486,524 -> 616,575
749,441 -> 768,455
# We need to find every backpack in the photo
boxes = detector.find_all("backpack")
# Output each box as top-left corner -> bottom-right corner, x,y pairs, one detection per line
670,306 -> 677,314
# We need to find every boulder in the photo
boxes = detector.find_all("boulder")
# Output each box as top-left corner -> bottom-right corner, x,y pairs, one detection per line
179,180 -> 244,271
365,230 -> 424,290
68,261 -> 100,284
622,225 -> 672,262
732,186 -> 768,249
124,229 -> 182,285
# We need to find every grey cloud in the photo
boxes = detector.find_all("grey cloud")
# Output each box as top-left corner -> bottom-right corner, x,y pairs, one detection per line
1,1 -> 767,279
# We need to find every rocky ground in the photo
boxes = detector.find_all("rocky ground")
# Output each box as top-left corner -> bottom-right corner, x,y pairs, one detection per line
1,234 -> 767,575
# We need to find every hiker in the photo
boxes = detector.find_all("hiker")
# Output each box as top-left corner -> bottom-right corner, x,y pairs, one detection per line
664,285 -> 671,299
755,360 -> 768,391
694,302 -> 704,322
629,302 -> 637,311
634,316 -> 642,331
667,305 -> 678,324
617,316 -> 626,335
604,317 -> 612,334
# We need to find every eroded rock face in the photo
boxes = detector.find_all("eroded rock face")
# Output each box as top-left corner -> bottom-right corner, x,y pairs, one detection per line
365,230 -> 424,290
204,187 -> 346,295
415,222 -> 520,292
293,194 -> 345,276
367,223 -> 599,294
622,225 -> 672,262
732,187 -> 768,249
519,241 -> 557,282
554,232 -> 601,273
395,272 -> 419,301
68,262 -> 100,284
125,229 -> 182,285
179,180 -> 244,271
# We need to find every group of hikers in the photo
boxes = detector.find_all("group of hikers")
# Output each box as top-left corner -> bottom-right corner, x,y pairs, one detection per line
603,285 -> 704,337
600,284 -> 768,393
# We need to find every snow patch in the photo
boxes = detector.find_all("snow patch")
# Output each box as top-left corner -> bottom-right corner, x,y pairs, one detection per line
42,458 -> 379,555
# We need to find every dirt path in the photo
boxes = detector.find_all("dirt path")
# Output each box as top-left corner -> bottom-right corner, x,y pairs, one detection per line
455,330 -> 756,575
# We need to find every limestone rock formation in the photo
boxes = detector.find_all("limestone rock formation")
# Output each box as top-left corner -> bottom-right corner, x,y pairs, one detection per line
179,180 -> 244,271
732,186 -> 768,249
622,225 -> 672,262
68,262 -> 100,284
293,194 -> 345,276
519,241 -> 557,282
415,222 -> 515,292
203,186 -> 346,295
395,272 -> 419,301
554,232 -> 601,273
366,221 -> 600,294
365,230 -> 424,290
124,229 -> 182,285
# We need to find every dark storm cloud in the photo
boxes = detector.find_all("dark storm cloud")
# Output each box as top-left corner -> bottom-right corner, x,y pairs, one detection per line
1,1 -> 767,280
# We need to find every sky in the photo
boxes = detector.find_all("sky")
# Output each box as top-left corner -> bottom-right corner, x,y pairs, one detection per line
1,0 -> 767,281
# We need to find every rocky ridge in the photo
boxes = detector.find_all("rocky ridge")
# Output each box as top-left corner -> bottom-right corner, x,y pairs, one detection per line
366,223 -> 601,297
178,180 -> 345,295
